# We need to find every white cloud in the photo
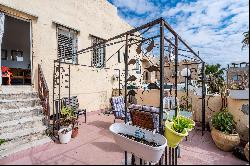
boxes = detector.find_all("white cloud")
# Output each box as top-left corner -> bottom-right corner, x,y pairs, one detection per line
111,0 -> 157,14
111,0 -> 249,67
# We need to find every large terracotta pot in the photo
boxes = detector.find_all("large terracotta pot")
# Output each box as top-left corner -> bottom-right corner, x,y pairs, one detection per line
211,128 -> 240,152
244,142 -> 249,161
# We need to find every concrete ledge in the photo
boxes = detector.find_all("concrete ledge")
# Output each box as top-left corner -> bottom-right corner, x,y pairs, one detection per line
229,89 -> 249,100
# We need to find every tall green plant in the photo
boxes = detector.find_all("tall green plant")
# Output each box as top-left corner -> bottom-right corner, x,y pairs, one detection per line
205,64 -> 225,94
212,108 -> 236,134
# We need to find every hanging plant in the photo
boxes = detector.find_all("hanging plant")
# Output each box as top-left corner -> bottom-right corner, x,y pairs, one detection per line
164,106 -> 195,148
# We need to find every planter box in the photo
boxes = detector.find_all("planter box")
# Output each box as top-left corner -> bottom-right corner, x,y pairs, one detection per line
109,123 -> 167,163
229,89 -> 249,100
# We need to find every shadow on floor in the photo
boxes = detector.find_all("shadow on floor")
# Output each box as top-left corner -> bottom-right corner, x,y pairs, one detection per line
87,120 -> 113,130
91,141 -> 123,153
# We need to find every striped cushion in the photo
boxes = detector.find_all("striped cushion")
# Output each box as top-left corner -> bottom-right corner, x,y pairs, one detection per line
111,96 -> 130,120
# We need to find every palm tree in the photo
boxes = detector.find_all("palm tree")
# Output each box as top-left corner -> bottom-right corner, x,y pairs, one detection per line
242,31 -> 249,49
205,64 -> 225,94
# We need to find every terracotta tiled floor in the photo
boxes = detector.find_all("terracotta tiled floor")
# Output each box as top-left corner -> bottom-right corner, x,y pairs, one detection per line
0,112 -> 248,165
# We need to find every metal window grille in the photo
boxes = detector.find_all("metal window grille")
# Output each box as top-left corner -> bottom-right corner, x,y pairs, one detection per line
57,26 -> 78,64
91,35 -> 106,68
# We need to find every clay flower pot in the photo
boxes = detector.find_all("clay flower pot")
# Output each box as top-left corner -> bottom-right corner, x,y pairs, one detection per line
211,128 -> 240,152
71,127 -> 79,138
244,142 -> 249,161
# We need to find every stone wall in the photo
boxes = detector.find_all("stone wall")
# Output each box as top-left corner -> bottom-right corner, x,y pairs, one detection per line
227,97 -> 249,142
117,89 -> 223,122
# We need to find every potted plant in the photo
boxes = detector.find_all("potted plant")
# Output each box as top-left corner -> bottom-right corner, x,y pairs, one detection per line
109,123 -> 167,164
58,128 -> 72,144
57,106 -> 77,144
164,112 -> 195,148
211,107 -> 240,151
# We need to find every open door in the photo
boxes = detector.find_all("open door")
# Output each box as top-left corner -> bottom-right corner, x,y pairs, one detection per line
1,15 -> 32,86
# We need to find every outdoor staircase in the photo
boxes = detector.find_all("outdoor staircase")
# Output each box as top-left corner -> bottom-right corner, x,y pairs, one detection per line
0,86 -> 51,159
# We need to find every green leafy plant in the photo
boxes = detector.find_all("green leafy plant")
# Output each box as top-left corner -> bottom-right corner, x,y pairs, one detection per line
0,139 -> 6,145
205,64 -> 225,94
172,116 -> 194,133
57,106 -> 77,127
212,107 -> 236,134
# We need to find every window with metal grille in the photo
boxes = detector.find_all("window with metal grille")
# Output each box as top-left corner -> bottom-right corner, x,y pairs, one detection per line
91,35 -> 106,68
57,26 -> 78,64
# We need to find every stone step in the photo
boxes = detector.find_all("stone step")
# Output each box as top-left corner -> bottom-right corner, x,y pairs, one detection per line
0,132 -> 48,150
0,92 -> 38,100
0,106 -> 43,123
0,125 -> 47,140
0,136 -> 51,159
0,116 -> 45,134
1,85 -> 34,94
0,98 -> 41,110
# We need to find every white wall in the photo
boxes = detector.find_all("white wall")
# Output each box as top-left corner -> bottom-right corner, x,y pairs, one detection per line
1,15 -> 30,69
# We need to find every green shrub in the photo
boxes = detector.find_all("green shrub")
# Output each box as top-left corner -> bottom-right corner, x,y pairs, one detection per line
212,108 -> 236,134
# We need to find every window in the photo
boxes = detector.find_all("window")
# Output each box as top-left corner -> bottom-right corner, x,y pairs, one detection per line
91,35 -> 106,68
57,26 -> 78,64
232,74 -> 240,81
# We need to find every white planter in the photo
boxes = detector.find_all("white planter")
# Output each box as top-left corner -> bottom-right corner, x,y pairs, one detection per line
229,89 -> 249,99
109,123 -> 167,163
58,127 -> 72,144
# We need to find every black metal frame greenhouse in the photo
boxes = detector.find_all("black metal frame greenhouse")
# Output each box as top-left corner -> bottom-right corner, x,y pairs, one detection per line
52,17 -> 206,165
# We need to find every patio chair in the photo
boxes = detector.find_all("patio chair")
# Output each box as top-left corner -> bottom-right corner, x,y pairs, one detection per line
62,96 -> 87,123
111,96 -> 130,123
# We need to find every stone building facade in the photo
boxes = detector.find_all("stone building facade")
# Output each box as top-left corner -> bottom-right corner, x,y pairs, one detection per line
227,62 -> 249,89
0,0 -> 144,112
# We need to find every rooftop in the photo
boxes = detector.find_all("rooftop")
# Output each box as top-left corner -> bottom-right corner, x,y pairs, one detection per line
0,112 -> 247,165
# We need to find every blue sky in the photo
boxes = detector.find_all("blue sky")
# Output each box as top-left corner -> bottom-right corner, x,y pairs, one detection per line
107,0 -> 249,67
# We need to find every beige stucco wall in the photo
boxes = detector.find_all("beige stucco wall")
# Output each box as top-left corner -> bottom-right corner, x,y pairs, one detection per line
0,0 -> 145,112
120,89 -> 223,122
228,97 -> 249,142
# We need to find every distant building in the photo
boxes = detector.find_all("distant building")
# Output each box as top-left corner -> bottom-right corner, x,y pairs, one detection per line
227,61 -> 249,89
